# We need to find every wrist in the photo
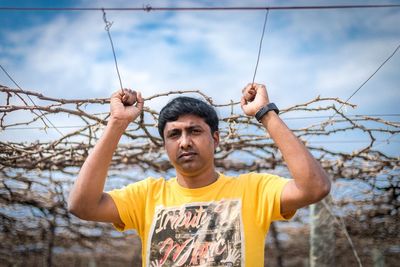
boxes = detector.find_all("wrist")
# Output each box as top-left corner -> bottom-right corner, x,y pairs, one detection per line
255,103 -> 279,122
260,109 -> 279,126
107,117 -> 130,134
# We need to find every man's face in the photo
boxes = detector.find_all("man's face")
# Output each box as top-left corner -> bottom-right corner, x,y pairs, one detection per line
163,114 -> 219,176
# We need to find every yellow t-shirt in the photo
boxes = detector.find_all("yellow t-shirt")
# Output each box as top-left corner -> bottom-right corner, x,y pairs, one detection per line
108,172 -> 294,267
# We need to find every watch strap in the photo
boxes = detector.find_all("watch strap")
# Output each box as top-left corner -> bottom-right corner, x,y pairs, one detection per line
255,103 -> 279,122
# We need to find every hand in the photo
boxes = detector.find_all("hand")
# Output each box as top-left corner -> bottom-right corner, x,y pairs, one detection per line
240,83 -> 270,116
110,88 -> 144,123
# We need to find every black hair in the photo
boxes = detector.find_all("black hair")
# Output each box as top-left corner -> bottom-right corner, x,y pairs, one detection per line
158,96 -> 219,139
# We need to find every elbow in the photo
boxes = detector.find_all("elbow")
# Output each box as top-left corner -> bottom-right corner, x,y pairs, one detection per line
67,198 -> 89,220
313,173 -> 331,202
67,200 -> 81,218
318,182 -> 331,201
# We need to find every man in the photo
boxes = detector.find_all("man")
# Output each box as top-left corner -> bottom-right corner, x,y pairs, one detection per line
68,83 -> 330,266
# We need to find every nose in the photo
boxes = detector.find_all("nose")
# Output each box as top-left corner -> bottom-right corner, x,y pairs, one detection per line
179,132 -> 192,150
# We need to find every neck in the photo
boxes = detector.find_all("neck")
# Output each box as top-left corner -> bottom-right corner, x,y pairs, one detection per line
176,166 -> 219,189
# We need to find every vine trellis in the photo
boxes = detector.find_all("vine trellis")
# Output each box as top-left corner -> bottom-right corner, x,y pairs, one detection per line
0,84 -> 399,265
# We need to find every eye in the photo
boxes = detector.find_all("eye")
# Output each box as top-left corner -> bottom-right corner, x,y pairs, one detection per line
167,131 -> 180,139
191,128 -> 202,134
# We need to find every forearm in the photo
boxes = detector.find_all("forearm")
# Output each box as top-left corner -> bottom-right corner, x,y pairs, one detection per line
261,112 -> 330,198
240,82 -> 330,210
68,119 -> 127,216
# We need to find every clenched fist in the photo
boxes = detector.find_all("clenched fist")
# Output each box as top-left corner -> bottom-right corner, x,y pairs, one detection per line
110,88 -> 144,123
240,83 -> 270,116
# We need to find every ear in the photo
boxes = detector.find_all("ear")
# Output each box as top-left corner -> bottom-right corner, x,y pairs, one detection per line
212,131 -> 220,149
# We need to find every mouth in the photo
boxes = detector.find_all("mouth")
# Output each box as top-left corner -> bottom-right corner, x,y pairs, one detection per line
178,151 -> 197,159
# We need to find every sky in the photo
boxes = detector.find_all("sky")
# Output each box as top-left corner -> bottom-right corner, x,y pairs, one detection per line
0,0 -> 399,155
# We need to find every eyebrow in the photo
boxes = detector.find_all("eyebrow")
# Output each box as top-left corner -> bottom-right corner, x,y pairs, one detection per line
166,124 -> 203,133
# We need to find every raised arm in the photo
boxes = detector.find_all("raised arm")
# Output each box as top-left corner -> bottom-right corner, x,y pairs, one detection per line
240,83 -> 330,216
68,89 -> 144,224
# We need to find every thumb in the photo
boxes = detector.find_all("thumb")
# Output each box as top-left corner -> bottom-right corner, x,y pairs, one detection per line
240,96 -> 251,115
136,92 -> 144,111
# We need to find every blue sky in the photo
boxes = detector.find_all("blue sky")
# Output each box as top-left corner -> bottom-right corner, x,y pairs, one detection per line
0,0 -> 399,155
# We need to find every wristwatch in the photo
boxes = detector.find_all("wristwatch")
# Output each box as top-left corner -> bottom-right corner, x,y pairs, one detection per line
255,103 -> 279,122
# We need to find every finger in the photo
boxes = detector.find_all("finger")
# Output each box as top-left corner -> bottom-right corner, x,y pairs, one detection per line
240,96 -> 247,108
249,82 -> 258,90
256,83 -> 266,92
122,93 -> 128,102
242,83 -> 258,99
121,88 -> 128,101
111,90 -> 123,100
244,87 -> 256,102
136,92 -> 144,110
254,84 -> 268,100
122,89 -> 137,106
242,83 -> 253,93
129,90 -> 138,105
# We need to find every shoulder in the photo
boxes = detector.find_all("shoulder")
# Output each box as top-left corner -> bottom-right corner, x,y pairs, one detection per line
111,176 -> 167,193
144,176 -> 168,186
238,172 -> 284,181
219,172 -> 273,183
237,172 -> 290,188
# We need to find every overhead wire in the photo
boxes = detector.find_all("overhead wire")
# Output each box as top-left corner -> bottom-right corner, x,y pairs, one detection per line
0,64 -> 64,137
328,43 -> 400,122
0,4 -> 400,12
251,7 -> 269,85
101,8 -> 124,92
304,42 -> 400,147
2,4 -> 398,136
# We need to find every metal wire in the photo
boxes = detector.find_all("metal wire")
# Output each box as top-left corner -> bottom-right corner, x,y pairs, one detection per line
0,64 -> 64,136
251,8 -> 269,85
329,43 -> 400,121
102,8 -> 124,92
1,4 -> 400,12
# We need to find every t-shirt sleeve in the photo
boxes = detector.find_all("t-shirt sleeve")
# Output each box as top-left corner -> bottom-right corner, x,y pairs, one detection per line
107,178 -> 149,234
246,172 -> 296,230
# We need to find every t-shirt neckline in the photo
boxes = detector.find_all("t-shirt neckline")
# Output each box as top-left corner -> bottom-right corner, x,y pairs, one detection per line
171,172 -> 226,196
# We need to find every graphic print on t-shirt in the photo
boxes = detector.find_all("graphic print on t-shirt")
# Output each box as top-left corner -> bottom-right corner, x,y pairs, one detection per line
147,199 -> 244,267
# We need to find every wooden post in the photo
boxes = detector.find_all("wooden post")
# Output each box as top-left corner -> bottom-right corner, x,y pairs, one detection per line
310,195 -> 335,267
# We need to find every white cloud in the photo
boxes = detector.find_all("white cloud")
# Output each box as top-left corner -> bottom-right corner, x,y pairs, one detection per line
1,0 -> 399,146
